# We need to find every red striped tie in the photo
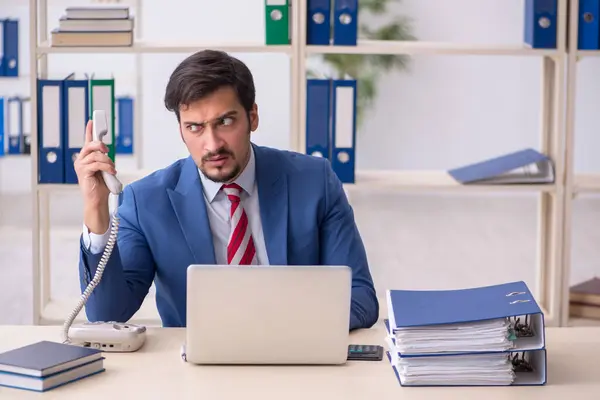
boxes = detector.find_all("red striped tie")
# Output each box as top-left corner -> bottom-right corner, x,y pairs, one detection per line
222,183 -> 256,265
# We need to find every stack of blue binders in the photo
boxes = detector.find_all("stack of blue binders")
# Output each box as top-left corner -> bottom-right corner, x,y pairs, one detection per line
383,281 -> 547,386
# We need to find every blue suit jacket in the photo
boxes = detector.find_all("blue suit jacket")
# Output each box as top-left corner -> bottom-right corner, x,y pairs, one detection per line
79,144 -> 379,330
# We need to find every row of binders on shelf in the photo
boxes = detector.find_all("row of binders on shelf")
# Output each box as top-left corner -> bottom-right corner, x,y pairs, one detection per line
384,281 -> 547,386
266,0 -> 357,45
269,0 -> 600,49
36,74 -> 133,184
51,6 -> 133,47
306,71 -> 554,187
0,96 -> 30,156
306,76 -> 357,184
526,0 -> 600,50
0,18 -> 19,76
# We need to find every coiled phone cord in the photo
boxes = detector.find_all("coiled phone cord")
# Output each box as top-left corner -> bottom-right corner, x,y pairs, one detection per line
62,194 -> 121,344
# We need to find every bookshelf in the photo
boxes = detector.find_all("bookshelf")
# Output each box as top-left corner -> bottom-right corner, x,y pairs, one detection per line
24,0 -> 571,327
560,0 -> 600,326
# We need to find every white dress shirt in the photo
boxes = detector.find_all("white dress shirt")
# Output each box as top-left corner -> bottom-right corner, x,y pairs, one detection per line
82,147 -> 270,265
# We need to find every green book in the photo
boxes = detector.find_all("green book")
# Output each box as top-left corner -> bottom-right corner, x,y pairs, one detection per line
88,77 -> 116,162
265,0 -> 290,45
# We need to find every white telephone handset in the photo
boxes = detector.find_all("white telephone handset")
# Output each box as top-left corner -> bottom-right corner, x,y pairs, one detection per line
61,110 -> 146,352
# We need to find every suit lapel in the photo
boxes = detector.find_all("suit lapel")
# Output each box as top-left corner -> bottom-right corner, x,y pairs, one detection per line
254,145 -> 288,265
167,156 -> 216,264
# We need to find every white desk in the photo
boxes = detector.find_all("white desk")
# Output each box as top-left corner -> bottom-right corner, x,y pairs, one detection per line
0,322 -> 598,399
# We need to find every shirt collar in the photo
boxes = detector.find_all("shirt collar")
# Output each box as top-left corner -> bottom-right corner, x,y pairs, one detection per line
198,146 -> 256,203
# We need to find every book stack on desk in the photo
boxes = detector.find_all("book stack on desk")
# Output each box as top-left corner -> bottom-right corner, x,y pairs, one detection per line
51,6 -> 134,47
569,277 -> 600,320
383,281 -> 547,386
0,340 -> 105,392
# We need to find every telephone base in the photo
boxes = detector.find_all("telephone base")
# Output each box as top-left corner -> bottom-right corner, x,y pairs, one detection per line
67,321 -> 147,353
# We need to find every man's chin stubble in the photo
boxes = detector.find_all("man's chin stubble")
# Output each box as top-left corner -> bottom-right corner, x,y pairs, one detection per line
203,166 -> 240,184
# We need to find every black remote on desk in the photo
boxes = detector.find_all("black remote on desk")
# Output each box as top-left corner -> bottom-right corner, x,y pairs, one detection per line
347,344 -> 384,361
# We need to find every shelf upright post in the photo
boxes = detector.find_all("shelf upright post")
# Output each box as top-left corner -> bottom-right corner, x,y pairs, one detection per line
534,0 -> 568,327
37,0 -> 53,325
559,0 -> 581,327
289,0 -> 300,153
29,0 -> 41,325
134,0 -> 144,170
295,0 -> 307,155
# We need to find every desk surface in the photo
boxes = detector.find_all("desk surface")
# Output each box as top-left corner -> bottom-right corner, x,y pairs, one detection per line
0,322 -> 598,399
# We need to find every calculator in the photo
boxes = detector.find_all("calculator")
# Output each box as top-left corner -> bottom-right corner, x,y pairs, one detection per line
347,344 -> 384,361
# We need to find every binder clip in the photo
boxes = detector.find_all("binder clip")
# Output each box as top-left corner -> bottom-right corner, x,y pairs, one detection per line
511,352 -> 533,373
511,315 -> 534,337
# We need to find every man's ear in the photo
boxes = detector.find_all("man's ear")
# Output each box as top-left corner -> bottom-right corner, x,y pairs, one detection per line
249,103 -> 259,132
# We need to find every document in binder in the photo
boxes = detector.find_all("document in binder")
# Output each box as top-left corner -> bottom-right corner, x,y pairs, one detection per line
524,0 -> 557,49
385,345 -> 547,386
7,96 -> 22,155
332,0 -> 358,45
307,0 -> 331,45
385,281 -> 545,355
38,79 -> 65,183
1,18 -> 19,77
0,97 -> 4,156
384,281 -> 547,386
265,0 -> 290,45
88,76 -> 115,161
63,74 -> 89,184
306,78 -> 331,159
447,148 -> 554,184
305,75 -> 356,183
115,96 -> 133,154
578,0 -> 600,50
21,97 -> 31,154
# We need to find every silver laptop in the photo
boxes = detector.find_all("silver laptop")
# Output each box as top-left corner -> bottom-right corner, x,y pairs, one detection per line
183,264 -> 352,365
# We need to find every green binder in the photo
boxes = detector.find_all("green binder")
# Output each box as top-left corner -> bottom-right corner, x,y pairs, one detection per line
265,0 -> 290,45
89,77 -> 116,161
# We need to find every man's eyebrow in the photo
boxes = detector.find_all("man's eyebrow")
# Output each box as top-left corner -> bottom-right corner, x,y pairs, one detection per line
182,110 -> 238,126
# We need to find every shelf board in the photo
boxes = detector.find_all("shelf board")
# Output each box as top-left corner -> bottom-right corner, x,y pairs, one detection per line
348,170 -> 557,192
307,40 -> 560,56
40,296 -> 161,326
573,173 -> 600,193
37,169 -> 154,192
37,41 -> 292,54
576,50 -> 600,57
35,169 -> 556,193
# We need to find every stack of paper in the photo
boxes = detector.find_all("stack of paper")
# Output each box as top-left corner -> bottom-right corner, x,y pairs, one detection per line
390,352 -> 516,386
384,281 -> 547,387
392,318 -> 515,355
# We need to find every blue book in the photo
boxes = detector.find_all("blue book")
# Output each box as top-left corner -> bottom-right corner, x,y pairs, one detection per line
0,341 -> 104,392
384,281 -> 547,387
386,281 -> 545,353
384,347 -> 547,386
448,148 -> 554,184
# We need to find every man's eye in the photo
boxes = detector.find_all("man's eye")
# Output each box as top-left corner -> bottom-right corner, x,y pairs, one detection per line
188,124 -> 201,132
221,117 -> 233,126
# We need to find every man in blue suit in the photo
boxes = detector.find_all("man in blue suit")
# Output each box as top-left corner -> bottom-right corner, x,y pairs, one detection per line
74,50 -> 379,331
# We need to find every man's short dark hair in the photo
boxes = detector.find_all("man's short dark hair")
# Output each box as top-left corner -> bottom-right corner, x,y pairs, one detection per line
164,50 -> 256,121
